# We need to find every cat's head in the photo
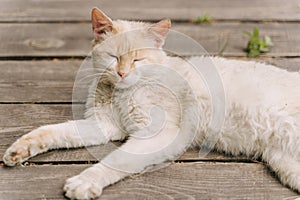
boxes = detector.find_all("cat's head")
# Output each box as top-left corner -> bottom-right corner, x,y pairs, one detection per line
91,8 -> 171,88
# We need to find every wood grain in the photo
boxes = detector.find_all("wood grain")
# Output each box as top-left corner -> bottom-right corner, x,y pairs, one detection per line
1,0 -> 299,22
0,104 -> 76,127
0,23 -> 299,57
0,60 -> 80,102
0,163 -> 297,199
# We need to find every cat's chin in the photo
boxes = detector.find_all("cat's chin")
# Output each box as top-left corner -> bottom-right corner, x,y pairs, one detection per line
115,72 -> 140,89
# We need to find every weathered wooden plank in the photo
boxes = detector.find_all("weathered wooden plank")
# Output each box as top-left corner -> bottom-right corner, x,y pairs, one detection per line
0,0 -> 299,22
167,23 -> 300,57
0,163 -> 297,199
0,23 -> 299,57
0,23 -> 92,57
0,60 -> 80,102
1,58 -> 299,103
0,104 -> 77,127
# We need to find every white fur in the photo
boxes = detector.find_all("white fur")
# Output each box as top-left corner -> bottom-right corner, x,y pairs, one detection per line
3,19 -> 300,200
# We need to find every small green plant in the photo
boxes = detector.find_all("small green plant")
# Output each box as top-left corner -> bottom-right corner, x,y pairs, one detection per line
194,13 -> 212,23
243,27 -> 273,57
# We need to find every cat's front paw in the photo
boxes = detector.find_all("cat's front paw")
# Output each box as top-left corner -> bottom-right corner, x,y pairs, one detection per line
3,136 -> 47,166
64,174 -> 103,200
3,139 -> 32,166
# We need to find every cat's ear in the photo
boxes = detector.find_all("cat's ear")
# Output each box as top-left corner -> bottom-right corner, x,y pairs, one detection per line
91,7 -> 113,40
148,19 -> 171,47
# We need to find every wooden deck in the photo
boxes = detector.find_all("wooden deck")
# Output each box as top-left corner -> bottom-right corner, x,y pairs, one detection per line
0,0 -> 300,199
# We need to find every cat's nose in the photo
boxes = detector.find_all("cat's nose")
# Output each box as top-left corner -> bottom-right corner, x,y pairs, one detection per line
117,71 -> 126,78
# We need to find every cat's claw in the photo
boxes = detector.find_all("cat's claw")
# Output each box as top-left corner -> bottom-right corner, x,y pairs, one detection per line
64,175 -> 103,200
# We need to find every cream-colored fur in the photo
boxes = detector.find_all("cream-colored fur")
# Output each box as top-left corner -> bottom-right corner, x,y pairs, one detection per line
3,8 -> 300,199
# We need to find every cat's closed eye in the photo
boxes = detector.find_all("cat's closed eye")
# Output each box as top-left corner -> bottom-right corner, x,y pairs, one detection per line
108,53 -> 119,61
133,57 -> 146,62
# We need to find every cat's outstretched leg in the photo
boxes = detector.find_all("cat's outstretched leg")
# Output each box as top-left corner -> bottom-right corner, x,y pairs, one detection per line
63,102 -> 199,199
3,119 -> 122,166
63,107 -> 198,200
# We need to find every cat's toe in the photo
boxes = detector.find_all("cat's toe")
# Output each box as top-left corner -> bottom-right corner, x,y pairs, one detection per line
64,175 -> 103,200
3,145 -> 30,166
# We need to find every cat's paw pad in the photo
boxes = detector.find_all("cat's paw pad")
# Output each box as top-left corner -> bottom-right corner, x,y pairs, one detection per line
3,141 -> 31,166
64,175 -> 103,200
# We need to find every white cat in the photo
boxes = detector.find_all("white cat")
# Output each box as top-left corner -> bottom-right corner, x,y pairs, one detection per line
3,8 -> 300,199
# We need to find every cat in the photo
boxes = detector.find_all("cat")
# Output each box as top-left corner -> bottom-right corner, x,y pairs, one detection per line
3,7 -> 300,199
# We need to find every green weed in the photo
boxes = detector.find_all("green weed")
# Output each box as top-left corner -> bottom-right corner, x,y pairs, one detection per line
243,27 -> 273,57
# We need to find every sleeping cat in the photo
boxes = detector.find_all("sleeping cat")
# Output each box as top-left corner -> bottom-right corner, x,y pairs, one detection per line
3,7 -> 300,199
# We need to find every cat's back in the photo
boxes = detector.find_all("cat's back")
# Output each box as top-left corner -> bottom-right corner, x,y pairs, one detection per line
165,56 -> 300,110
211,57 -> 300,113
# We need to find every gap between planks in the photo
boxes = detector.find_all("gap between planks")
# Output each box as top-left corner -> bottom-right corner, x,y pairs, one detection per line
1,19 -> 300,24
0,158 -> 257,166
1,55 -> 300,61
